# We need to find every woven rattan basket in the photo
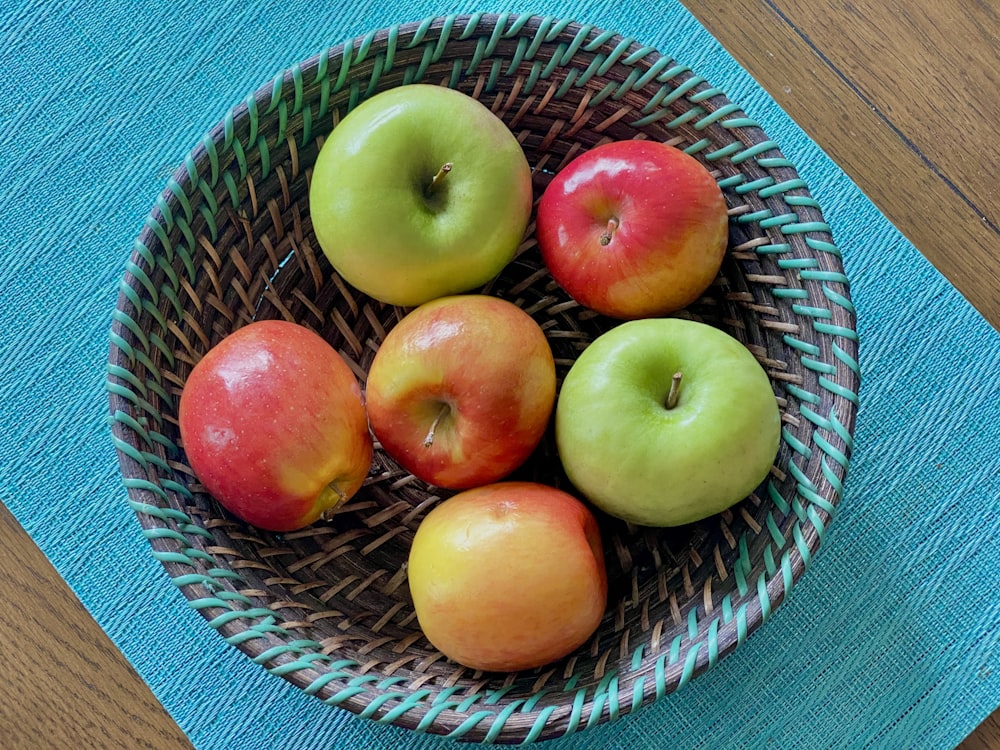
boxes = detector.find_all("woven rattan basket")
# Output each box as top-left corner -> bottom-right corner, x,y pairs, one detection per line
106,13 -> 860,743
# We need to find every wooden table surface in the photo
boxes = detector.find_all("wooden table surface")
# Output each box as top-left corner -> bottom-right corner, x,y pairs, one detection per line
2,1 -> 997,747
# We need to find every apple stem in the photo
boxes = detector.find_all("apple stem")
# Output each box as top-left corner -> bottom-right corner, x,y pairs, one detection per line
599,217 -> 619,246
320,482 -> 347,521
423,403 -> 451,447
426,162 -> 453,196
666,371 -> 683,409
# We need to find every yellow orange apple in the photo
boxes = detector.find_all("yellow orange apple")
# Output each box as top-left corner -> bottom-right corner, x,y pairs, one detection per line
365,295 -> 556,489
407,482 -> 607,672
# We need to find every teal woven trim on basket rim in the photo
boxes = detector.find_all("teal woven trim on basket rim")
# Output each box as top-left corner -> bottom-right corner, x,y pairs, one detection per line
105,12 -> 861,743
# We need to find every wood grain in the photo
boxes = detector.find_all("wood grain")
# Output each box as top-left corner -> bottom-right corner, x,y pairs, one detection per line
0,1 -> 995,748
682,2 -> 1000,744
682,0 -> 1000,327
0,504 -> 192,749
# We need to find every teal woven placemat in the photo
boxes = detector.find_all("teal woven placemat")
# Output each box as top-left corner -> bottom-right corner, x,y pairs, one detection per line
1,1 -> 998,748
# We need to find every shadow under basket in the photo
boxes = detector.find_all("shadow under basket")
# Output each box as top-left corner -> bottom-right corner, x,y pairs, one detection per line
106,13 -> 861,744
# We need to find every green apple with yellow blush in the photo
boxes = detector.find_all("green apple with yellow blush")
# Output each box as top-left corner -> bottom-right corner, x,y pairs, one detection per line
308,84 -> 533,307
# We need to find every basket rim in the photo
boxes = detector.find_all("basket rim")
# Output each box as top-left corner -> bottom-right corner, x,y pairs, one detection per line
106,12 -> 860,744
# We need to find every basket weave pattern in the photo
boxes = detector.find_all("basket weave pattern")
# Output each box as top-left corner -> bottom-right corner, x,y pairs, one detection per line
106,14 -> 860,743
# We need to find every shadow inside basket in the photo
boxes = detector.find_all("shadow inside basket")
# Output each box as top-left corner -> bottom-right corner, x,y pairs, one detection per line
151,181 -> 791,696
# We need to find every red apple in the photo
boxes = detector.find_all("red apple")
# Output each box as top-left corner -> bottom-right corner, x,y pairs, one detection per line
177,320 -> 373,532
365,295 -> 556,489
536,139 -> 729,319
407,482 -> 608,672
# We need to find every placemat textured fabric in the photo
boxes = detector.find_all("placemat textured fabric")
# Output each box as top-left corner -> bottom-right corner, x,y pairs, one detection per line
0,1 -> 997,749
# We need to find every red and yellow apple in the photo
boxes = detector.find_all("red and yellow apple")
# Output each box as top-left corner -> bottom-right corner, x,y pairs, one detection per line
407,482 -> 607,672
177,320 -> 373,532
365,295 -> 556,489
536,139 -> 729,319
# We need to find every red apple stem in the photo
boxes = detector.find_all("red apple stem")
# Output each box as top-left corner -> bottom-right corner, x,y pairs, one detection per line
423,403 -> 451,447
320,482 -> 347,521
426,162 -> 453,195
666,371 -> 683,409
599,217 -> 619,246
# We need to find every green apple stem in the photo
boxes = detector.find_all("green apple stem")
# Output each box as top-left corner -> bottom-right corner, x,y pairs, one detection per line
666,371 -> 683,409
426,162 -> 453,196
599,217 -> 619,246
423,403 -> 451,447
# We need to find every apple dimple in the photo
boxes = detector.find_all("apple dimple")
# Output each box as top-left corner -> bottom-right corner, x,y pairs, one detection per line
494,499 -> 517,518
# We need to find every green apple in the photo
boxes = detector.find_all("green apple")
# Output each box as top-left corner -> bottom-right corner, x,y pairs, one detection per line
308,84 -> 533,306
555,318 -> 781,527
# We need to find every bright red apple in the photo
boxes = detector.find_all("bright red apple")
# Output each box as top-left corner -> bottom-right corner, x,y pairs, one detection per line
365,295 -> 556,489
407,481 -> 608,672
536,139 -> 729,319
177,320 -> 373,532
